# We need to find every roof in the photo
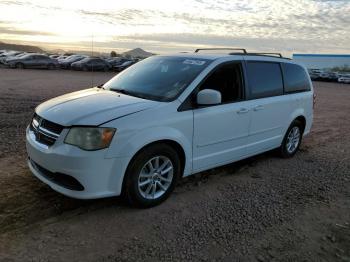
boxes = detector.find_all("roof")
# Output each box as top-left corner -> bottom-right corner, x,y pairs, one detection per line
159,53 -> 230,60
158,52 -> 293,63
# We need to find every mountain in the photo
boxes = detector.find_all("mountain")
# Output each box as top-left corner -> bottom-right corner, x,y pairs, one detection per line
0,41 -> 44,53
122,48 -> 153,58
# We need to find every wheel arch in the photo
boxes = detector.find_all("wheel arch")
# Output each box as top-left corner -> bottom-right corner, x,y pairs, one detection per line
120,139 -> 187,196
127,139 -> 186,174
287,108 -> 307,135
15,62 -> 24,68
293,115 -> 306,133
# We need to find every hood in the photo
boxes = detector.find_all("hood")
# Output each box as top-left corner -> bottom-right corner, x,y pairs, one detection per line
35,88 -> 160,126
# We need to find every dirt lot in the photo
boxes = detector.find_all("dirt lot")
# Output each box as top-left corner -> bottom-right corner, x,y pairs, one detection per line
0,68 -> 349,262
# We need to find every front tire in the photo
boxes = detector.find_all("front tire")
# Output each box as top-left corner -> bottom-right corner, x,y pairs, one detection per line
124,144 -> 181,208
16,63 -> 24,69
278,120 -> 303,158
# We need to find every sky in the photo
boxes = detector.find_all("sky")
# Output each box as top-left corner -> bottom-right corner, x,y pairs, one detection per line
0,0 -> 349,55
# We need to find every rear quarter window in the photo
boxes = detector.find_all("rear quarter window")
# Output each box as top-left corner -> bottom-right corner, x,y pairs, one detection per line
246,62 -> 283,99
282,63 -> 311,93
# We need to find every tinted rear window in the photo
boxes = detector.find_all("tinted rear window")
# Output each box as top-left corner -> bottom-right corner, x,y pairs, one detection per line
282,63 -> 311,93
246,62 -> 283,99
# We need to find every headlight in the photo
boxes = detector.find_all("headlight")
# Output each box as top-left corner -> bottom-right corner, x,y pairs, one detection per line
64,127 -> 116,151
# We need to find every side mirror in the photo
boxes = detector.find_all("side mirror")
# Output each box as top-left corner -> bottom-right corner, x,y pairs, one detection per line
197,89 -> 222,105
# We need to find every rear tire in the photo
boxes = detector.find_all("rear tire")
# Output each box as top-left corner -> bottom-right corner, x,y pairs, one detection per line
278,120 -> 303,158
124,144 -> 181,208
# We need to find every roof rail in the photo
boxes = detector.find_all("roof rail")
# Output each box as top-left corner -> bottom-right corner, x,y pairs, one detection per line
194,48 -> 290,60
248,52 -> 283,58
228,52 -> 291,60
195,48 -> 247,54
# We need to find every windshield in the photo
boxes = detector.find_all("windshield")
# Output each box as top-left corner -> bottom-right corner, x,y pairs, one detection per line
79,58 -> 91,63
103,56 -> 211,101
17,54 -> 32,59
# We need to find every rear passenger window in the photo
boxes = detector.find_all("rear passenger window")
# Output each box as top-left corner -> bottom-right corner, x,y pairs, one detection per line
246,62 -> 283,99
282,63 -> 311,93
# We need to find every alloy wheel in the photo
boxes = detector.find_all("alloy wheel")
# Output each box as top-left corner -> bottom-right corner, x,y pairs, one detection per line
286,126 -> 301,154
137,156 -> 174,200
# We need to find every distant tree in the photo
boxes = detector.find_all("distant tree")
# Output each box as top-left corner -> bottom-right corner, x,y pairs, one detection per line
110,51 -> 117,57
124,54 -> 131,59
330,64 -> 350,73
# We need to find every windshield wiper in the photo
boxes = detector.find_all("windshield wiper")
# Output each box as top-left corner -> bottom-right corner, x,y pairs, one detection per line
110,88 -> 144,98
110,88 -> 161,101
96,84 -> 105,89
110,88 -> 132,95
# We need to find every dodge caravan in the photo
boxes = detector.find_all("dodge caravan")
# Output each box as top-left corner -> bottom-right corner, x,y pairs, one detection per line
26,48 -> 314,207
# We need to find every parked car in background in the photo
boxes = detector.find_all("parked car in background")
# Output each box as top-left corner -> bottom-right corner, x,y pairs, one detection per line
106,57 -> 130,67
49,54 -> 60,59
318,71 -> 330,80
307,69 -> 320,81
0,51 -> 25,64
318,71 -> 339,82
326,72 -> 339,82
59,55 -> 87,69
113,60 -> 135,72
71,57 -> 111,71
0,50 -> 23,58
338,76 -> 350,84
57,55 -> 68,61
4,51 -> 27,60
4,53 -> 58,69
308,72 -> 319,81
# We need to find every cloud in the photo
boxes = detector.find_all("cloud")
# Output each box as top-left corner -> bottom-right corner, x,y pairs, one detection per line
0,26 -> 56,36
112,33 -> 348,54
0,0 -> 349,54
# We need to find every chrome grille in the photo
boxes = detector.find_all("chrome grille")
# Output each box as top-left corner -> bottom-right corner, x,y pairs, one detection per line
30,114 -> 64,146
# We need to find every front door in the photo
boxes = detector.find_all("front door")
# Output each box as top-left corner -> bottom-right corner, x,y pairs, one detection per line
192,61 -> 250,172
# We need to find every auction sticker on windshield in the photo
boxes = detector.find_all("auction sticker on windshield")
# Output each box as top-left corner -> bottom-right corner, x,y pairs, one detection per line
183,59 -> 206,66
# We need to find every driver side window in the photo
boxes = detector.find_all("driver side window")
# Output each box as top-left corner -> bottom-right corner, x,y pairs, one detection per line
199,62 -> 244,104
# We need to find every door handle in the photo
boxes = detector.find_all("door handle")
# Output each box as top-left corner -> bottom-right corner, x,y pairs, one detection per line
237,108 -> 249,114
253,105 -> 264,111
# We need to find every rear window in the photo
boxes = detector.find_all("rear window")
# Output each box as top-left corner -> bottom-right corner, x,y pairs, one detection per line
246,62 -> 283,99
282,63 -> 311,93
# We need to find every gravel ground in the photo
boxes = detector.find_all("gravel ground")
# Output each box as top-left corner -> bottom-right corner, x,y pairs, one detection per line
0,68 -> 349,262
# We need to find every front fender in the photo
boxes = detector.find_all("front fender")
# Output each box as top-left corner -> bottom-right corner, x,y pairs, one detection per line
106,126 -> 193,176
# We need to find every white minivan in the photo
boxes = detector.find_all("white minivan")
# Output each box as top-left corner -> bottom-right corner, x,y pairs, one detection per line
26,49 -> 314,207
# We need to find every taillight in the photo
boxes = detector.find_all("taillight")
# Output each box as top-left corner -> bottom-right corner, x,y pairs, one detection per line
313,93 -> 316,109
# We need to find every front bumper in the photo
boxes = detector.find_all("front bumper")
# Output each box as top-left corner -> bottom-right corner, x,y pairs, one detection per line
26,126 -> 128,199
